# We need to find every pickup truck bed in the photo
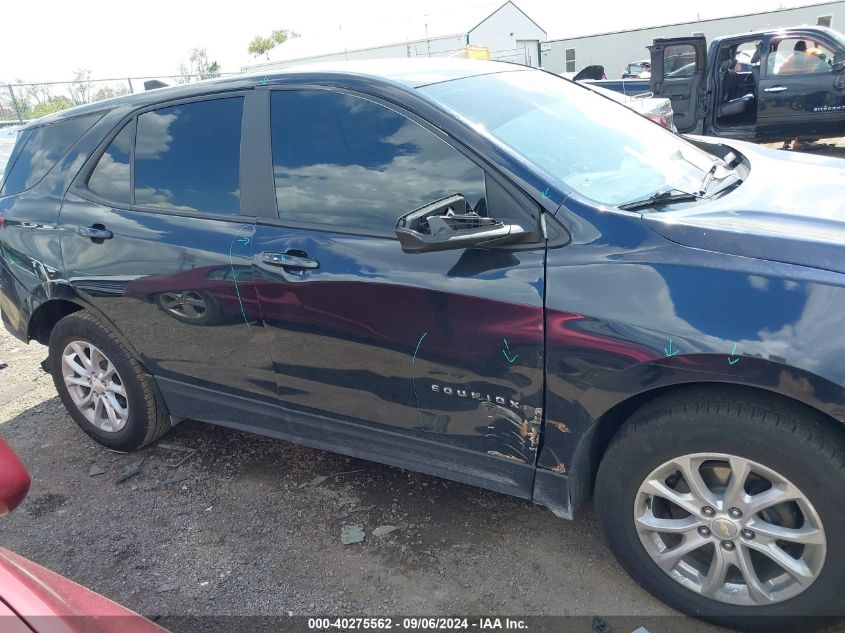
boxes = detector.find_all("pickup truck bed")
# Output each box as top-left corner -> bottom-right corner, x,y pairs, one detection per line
583,78 -> 651,96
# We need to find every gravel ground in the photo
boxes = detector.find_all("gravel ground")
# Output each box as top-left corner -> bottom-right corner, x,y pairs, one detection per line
0,328 -> 728,633
2,139 -> 843,633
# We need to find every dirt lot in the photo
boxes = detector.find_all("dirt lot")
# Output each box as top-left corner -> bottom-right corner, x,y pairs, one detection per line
1,141 -> 843,633
0,329 -> 729,633
763,136 -> 845,157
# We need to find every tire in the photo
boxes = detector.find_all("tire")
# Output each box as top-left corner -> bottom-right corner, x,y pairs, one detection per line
48,310 -> 171,451
595,386 -> 845,632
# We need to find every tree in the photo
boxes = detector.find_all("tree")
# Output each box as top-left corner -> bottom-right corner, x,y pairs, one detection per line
27,96 -> 73,119
177,47 -> 221,84
4,80 -> 31,120
67,69 -> 93,105
248,29 -> 300,57
92,84 -> 131,102
22,82 -> 51,107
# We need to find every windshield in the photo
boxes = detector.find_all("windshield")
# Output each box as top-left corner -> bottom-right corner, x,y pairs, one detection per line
827,28 -> 845,50
421,70 -> 718,207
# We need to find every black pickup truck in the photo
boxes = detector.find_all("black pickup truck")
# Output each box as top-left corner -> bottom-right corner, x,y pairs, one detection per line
593,26 -> 845,142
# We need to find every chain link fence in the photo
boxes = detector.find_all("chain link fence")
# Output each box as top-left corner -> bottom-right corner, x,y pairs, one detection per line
1,48 -> 538,124
1,73 -> 242,123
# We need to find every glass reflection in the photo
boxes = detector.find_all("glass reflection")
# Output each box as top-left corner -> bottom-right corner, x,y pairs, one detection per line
270,91 -> 486,230
88,122 -> 132,204
134,98 -> 243,213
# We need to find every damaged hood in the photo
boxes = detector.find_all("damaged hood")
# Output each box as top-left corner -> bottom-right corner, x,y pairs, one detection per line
642,139 -> 845,274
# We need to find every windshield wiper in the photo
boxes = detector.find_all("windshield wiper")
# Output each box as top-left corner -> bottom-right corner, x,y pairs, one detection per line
618,189 -> 701,211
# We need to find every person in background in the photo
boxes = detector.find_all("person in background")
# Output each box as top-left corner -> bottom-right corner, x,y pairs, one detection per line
777,40 -> 809,74
806,47 -> 831,72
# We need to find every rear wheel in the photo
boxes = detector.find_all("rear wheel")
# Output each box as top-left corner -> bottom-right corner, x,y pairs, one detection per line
596,387 -> 845,631
49,310 -> 171,451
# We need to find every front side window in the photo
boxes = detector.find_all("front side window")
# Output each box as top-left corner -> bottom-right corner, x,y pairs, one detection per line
422,70 -> 717,207
270,90 -> 486,232
769,38 -> 835,75
88,121 -> 133,204
1,114 -> 100,197
134,98 -> 243,214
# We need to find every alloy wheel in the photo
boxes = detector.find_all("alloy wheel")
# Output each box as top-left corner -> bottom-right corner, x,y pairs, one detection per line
634,452 -> 826,606
61,341 -> 129,433
158,291 -> 208,320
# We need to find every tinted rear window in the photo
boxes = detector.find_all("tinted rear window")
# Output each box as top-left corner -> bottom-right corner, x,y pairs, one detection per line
0,114 -> 101,196
134,98 -> 243,214
87,121 -> 133,205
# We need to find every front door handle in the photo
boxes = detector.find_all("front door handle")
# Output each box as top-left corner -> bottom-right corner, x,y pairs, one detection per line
261,251 -> 320,270
764,85 -> 788,93
76,225 -> 113,240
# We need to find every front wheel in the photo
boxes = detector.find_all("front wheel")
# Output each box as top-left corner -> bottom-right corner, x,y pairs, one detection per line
49,310 -> 171,451
596,386 -> 845,632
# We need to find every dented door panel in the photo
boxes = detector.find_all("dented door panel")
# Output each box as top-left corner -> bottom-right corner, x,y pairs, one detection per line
252,227 -> 545,467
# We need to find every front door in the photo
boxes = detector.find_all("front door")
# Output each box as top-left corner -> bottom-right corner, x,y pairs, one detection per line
649,36 -> 708,133
758,32 -> 845,140
251,88 -> 545,492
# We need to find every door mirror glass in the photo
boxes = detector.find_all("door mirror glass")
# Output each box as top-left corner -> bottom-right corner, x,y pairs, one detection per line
395,194 -> 526,253
833,50 -> 845,71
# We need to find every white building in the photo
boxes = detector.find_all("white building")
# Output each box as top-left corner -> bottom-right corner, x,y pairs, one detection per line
242,1 -> 546,71
542,0 -> 845,78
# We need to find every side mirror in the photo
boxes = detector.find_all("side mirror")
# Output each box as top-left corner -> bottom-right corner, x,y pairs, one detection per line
395,195 -> 527,254
834,50 -> 845,72
0,437 -> 30,516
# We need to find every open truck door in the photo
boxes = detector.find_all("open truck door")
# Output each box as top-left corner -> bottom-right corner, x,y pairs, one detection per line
757,30 -> 845,141
649,36 -> 708,133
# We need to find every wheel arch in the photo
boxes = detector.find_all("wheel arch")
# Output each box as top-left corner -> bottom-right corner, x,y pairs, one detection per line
26,295 -> 149,376
565,364 -> 845,515
28,298 -> 85,345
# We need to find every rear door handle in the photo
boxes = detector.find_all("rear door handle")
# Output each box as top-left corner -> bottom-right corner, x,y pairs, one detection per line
261,251 -> 320,270
764,86 -> 788,93
76,225 -> 113,240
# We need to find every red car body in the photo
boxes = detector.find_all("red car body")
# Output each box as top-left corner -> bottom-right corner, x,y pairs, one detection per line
0,438 -> 165,633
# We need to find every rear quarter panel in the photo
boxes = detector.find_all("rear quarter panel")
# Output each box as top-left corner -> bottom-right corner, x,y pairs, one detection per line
0,112 -> 117,340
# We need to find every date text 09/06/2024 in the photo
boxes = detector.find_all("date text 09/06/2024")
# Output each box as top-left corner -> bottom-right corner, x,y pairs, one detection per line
307,617 -> 529,630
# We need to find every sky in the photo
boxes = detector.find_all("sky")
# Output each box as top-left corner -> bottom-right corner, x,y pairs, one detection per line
0,0 -> 821,83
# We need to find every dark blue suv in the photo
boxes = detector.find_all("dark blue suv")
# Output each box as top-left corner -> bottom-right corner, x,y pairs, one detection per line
2,59 -> 844,630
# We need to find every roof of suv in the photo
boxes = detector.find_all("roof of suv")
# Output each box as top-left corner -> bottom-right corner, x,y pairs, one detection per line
27,59 -> 528,128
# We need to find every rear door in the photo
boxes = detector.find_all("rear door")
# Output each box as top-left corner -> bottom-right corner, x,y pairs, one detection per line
61,92 -> 274,401
758,31 -> 845,139
649,36 -> 708,133
250,87 -> 546,496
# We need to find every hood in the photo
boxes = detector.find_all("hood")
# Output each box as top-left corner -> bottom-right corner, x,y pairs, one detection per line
642,139 -> 845,274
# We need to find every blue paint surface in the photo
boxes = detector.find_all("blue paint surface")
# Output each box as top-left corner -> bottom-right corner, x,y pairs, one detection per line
412,331 -> 429,421
664,339 -> 680,357
228,224 -> 254,331
728,343 -> 740,365
502,338 -> 519,363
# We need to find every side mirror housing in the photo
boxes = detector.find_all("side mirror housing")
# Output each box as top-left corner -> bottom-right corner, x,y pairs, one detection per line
395,195 -> 527,253
834,50 -> 845,72
0,437 -> 30,516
